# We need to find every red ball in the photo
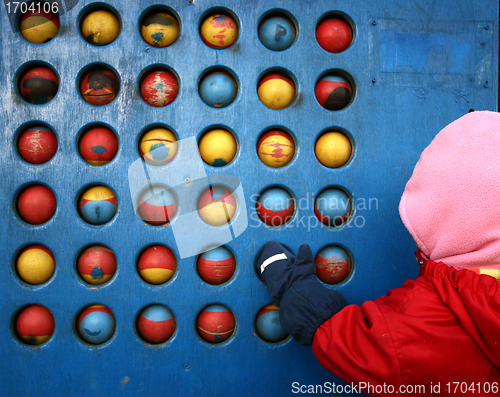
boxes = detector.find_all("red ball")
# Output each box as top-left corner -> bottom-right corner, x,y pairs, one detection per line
79,126 -> 119,165
77,245 -> 117,285
197,246 -> 236,285
80,69 -> 119,106
136,305 -> 176,344
315,75 -> 352,111
17,184 -> 57,224
19,66 -> 59,104
316,19 -> 352,53
197,304 -> 235,343
137,245 -> 177,285
140,70 -> 179,107
18,125 -> 58,164
16,304 -> 55,345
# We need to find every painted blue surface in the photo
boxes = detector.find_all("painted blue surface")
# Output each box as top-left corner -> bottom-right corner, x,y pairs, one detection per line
141,304 -> 174,322
142,185 -> 177,206
203,304 -> 231,313
259,187 -> 293,211
320,74 -> 349,83
317,246 -> 350,263
200,245 -> 234,261
0,0 -> 497,396
258,16 -> 296,51
315,188 -> 351,220
80,200 -> 117,225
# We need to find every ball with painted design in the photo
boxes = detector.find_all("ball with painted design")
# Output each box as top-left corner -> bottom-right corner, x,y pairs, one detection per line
139,128 -> 178,165
197,246 -> 236,285
16,244 -> 55,285
197,304 -> 235,343
77,304 -> 115,345
256,187 -> 294,227
199,71 -> 237,108
20,9 -> 60,44
19,66 -> 59,104
141,12 -> 179,48
136,185 -> 177,226
79,126 -> 118,166
198,128 -> 237,166
18,125 -> 58,164
316,19 -> 352,53
140,70 -> 179,107
257,130 -> 295,168
78,185 -> 118,225
80,68 -> 119,106
137,245 -> 177,285
258,16 -> 295,51
81,10 -> 120,46
137,304 -> 176,344
17,184 -> 57,225
77,245 -> 117,286
255,304 -> 288,343
257,73 -> 295,110
200,14 -> 238,49
315,245 -> 351,284
315,74 -> 352,110
314,188 -> 352,227
315,131 -> 352,168
16,304 -> 55,345
197,186 -> 237,227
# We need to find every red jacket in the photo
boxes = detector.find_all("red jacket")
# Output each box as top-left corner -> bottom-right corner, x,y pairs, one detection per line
312,252 -> 500,396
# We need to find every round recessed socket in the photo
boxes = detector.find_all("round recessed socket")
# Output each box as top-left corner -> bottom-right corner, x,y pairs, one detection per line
16,123 -> 58,165
198,68 -> 238,108
138,126 -> 178,165
257,128 -> 295,168
197,185 -> 238,227
77,185 -> 118,226
136,304 -> 176,344
76,245 -> 117,286
78,124 -> 119,166
14,304 -> 55,346
314,187 -> 352,227
315,71 -> 354,111
256,186 -> 295,227
255,304 -> 288,343
257,70 -> 296,110
15,183 -> 57,225
198,128 -> 237,167
137,244 -> 177,285
19,2 -> 60,44
316,13 -> 354,53
17,63 -> 59,105
79,4 -> 121,46
258,11 -> 296,51
79,64 -> 120,106
315,130 -> 353,168
199,10 -> 239,49
76,304 -> 116,345
315,245 -> 352,284
15,244 -> 55,286
140,6 -> 180,48
196,304 -> 235,343
136,184 -> 177,226
197,245 -> 236,285
139,66 -> 179,107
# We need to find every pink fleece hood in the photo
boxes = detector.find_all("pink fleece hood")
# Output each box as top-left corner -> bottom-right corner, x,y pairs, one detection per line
399,111 -> 500,269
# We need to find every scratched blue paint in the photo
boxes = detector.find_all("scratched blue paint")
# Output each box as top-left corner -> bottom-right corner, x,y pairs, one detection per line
90,267 -> 104,280
91,145 -> 107,154
151,32 -> 164,46
211,187 -> 226,200
212,158 -> 227,166
149,143 -> 170,161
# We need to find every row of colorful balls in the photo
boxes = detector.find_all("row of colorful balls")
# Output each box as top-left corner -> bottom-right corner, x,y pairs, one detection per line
15,183 -> 354,229
16,63 -> 354,111
14,243 -> 352,287
20,4 -> 354,53
13,302 -> 289,347
16,124 -> 353,169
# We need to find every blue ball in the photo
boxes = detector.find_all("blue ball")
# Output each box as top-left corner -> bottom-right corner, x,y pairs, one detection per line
78,307 -> 116,345
255,305 -> 288,343
199,72 -> 237,108
314,188 -> 351,226
258,16 -> 295,51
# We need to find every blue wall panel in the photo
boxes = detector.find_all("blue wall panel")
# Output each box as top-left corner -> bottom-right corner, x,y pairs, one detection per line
0,0 -> 497,395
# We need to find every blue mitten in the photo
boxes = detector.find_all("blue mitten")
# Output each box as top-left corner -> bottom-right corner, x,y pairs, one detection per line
256,241 -> 348,346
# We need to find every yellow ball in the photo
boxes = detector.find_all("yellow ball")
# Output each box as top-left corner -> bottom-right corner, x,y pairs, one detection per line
200,14 -> 238,48
315,131 -> 352,168
257,74 -> 295,110
17,245 -> 55,285
20,12 -> 60,44
141,12 -> 179,47
199,129 -> 237,166
140,128 -> 178,165
198,186 -> 237,227
81,10 -> 120,46
257,130 -> 295,168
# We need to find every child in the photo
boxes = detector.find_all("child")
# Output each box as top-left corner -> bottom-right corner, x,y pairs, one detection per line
256,111 -> 500,395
